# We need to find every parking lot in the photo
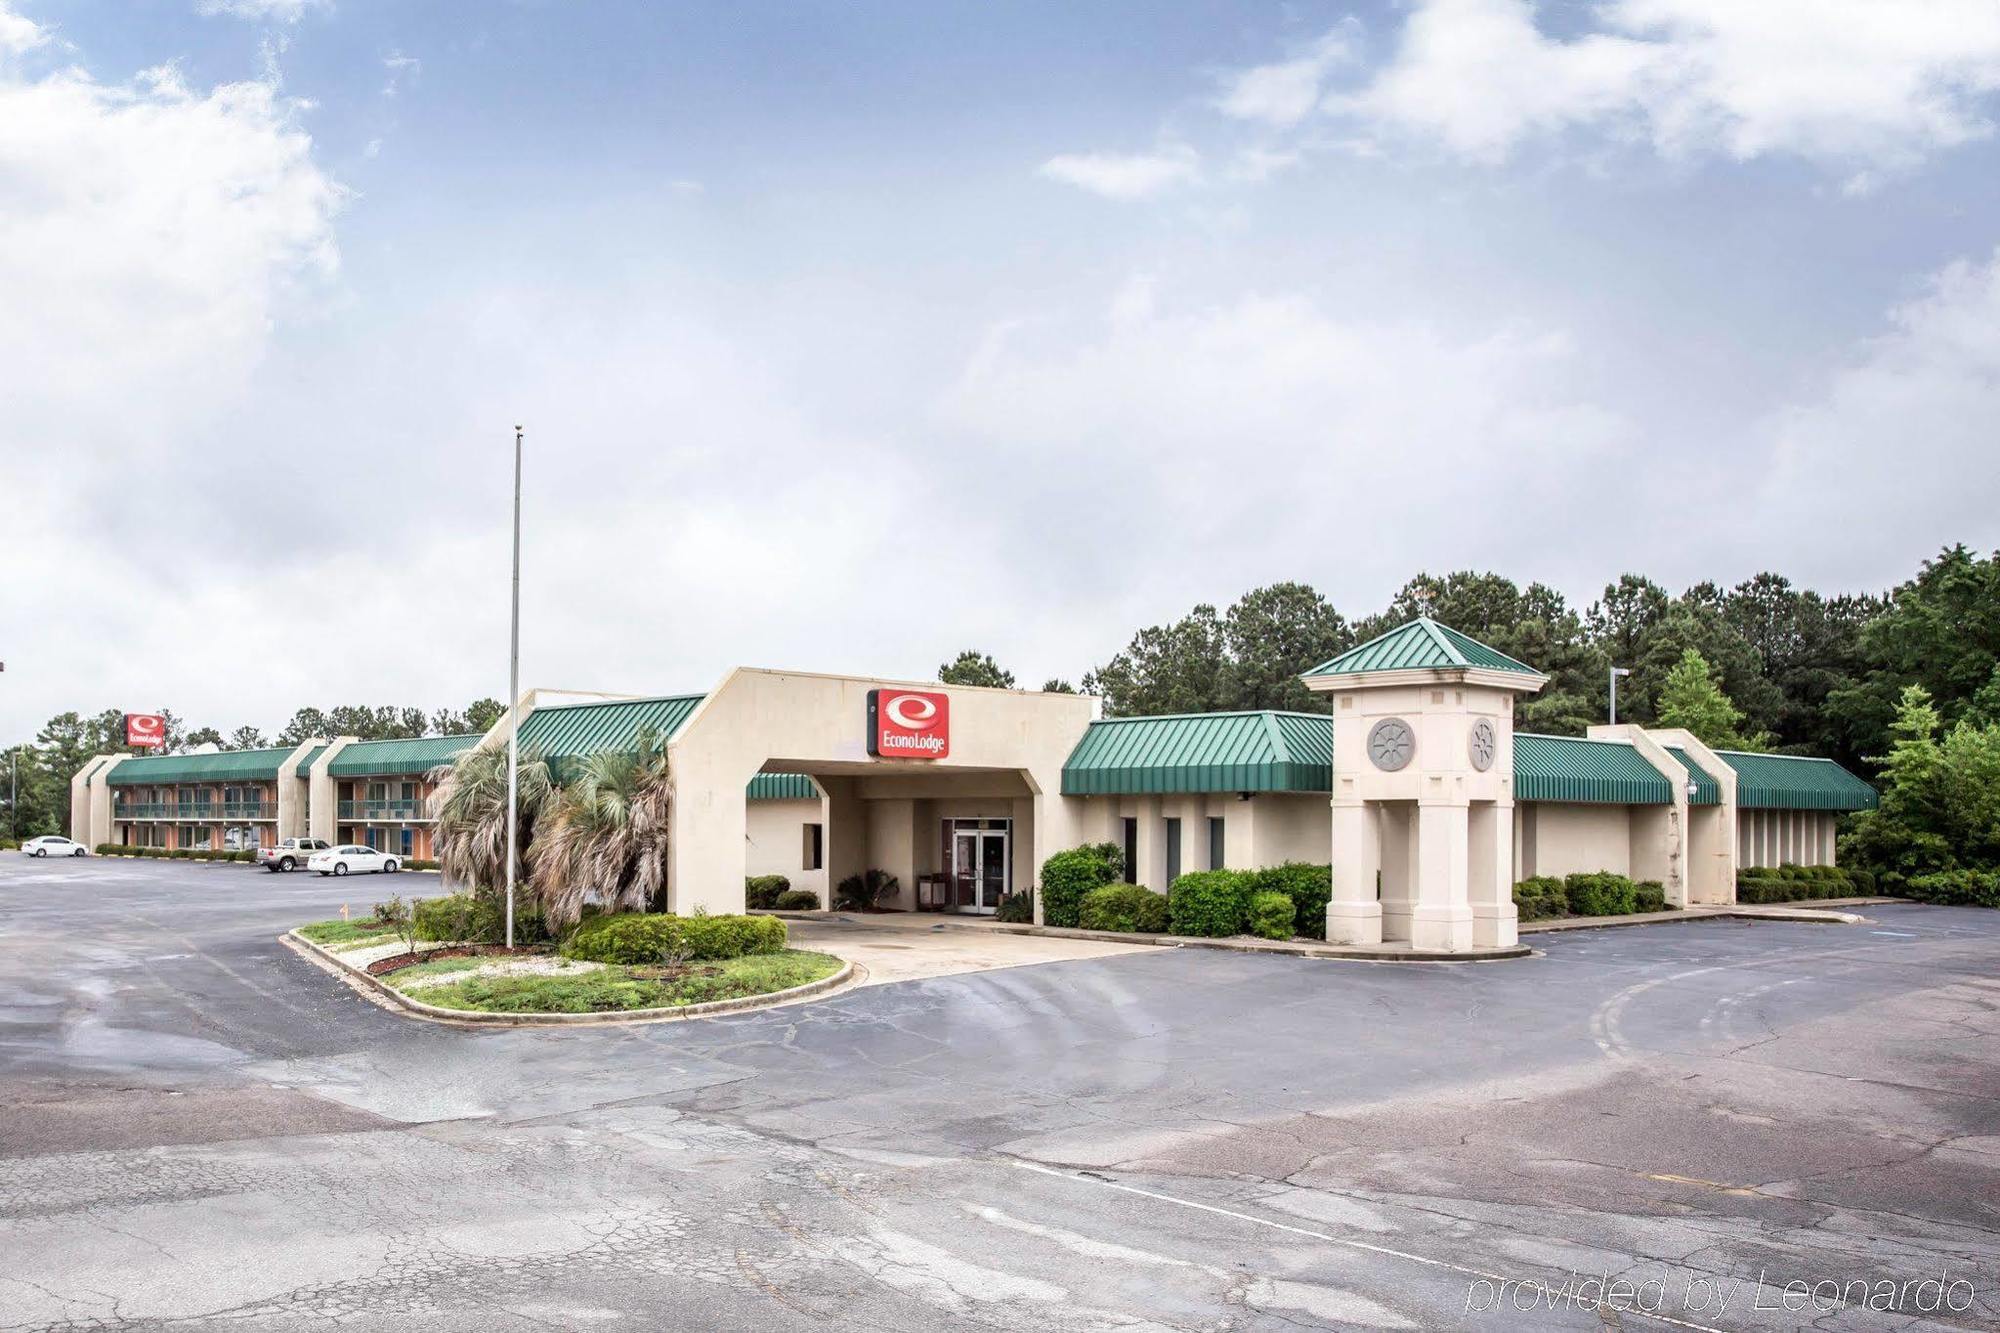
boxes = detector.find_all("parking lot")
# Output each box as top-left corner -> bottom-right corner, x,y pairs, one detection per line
2,855 -> 1997,1330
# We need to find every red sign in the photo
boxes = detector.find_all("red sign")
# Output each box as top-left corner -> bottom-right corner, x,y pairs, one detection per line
868,689 -> 949,759
125,713 -> 166,749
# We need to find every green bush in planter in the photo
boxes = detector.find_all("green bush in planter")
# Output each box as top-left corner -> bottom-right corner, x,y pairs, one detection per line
1244,862 -> 1331,940
1168,869 -> 1250,937
994,889 -> 1034,924
1077,883 -> 1167,934
773,889 -> 821,911
745,874 -> 791,910
1039,843 -> 1122,929
1633,880 -> 1669,913
1564,872 -> 1637,917
563,912 -> 787,964
1512,876 -> 1567,921
833,868 -> 899,911
1905,870 -> 2000,908
413,893 -> 549,944
1247,890 -> 1295,941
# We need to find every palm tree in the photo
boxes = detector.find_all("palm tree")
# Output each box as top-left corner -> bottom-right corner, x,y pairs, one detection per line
429,742 -> 554,896
526,726 -> 672,927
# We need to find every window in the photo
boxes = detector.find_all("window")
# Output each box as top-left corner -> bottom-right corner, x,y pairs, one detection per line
400,828 -> 414,857
803,822 -> 824,871
1208,817 -> 1225,870
1164,818 -> 1182,884
1121,817 -> 1138,883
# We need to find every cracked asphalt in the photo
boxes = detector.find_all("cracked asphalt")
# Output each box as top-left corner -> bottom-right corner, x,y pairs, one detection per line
2,857 -> 1998,1331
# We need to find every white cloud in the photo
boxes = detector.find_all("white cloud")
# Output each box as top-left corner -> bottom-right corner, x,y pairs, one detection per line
1037,145 -> 1199,200
1214,30 -> 1351,128
380,49 -> 418,97
1332,0 -> 2000,170
0,2 -> 44,54
195,0 -> 322,22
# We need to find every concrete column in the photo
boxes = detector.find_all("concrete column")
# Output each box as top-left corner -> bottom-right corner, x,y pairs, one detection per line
1469,800 -> 1516,948
821,777 -> 867,911
1327,799 -> 1382,945
307,738 -> 358,843
1412,801 -> 1473,952
275,739 -> 323,840
1379,802 -> 1416,942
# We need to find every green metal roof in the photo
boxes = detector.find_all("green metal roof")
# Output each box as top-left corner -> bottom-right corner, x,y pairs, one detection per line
1513,734 -> 1672,805
1062,711 -> 1333,796
292,744 -> 327,776
105,747 -> 296,786
515,695 -> 707,760
748,773 -> 820,801
1304,618 -> 1542,680
1663,746 -> 1720,806
1716,751 -> 1878,811
326,734 -> 479,777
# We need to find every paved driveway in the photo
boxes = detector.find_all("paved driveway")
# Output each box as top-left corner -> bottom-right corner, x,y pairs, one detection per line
2,855 -> 1997,1330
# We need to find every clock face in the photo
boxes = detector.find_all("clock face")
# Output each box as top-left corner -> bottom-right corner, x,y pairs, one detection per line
1367,718 -> 1415,772
1468,718 -> 1497,772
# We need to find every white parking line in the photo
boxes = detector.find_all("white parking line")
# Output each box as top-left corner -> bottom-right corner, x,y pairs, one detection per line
1008,1159 -> 1732,1333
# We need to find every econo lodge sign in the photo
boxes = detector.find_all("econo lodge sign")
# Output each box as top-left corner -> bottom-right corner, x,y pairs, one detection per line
868,688 -> 949,759
125,713 -> 167,749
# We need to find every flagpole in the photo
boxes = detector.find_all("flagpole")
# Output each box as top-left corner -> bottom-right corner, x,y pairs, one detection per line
505,425 -> 522,950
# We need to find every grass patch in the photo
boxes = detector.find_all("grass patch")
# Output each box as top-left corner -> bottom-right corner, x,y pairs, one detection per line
382,956 -> 493,989
297,918 -> 401,951
412,949 -> 843,1014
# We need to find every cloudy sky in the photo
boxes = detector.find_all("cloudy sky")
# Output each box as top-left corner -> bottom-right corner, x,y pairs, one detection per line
4,0 -> 2000,738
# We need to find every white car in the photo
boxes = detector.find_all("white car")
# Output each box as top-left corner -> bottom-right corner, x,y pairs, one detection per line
307,844 -> 401,877
21,835 -> 87,858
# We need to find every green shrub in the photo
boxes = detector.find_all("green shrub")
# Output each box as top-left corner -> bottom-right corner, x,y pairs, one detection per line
1633,880 -> 1669,913
1564,872 -> 1638,917
1903,870 -> 2000,908
745,874 -> 791,910
403,858 -> 439,872
994,889 -> 1034,924
1247,890 -> 1295,941
1512,876 -> 1568,921
833,868 -> 899,911
1847,867 -> 1877,895
773,889 -> 821,911
1039,843 -> 1123,929
1244,862 -> 1331,941
1736,865 -> 1857,903
1168,869 -> 1250,937
407,892 -> 548,944
1077,883 -> 1168,934
563,912 -> 788,964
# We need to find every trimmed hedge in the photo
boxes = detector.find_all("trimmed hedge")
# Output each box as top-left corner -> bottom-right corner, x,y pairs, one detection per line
563,912 -> 788,964
745,874 -> 791,910
1736,864 -> 1867,903
1565,872 -> 1637,917
1633,880 -> 1668,914
1168,869 -> 1250,937
96,843 -> 255,862
1513,876 -> 1568,921
1040,843 -> 1123,929
411,893 -> 549,945
1244,862 -> 1331,941
1905,869 -> 2000,908
773,889 -> 821,911
1077,883 -> 1168,934
1247,890 -> 1295,941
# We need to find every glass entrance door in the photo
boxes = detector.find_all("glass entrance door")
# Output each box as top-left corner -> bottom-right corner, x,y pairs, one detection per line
947,821 -> 1010,914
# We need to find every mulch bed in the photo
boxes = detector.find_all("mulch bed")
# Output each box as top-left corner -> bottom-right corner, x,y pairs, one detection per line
365,944 -> 549,976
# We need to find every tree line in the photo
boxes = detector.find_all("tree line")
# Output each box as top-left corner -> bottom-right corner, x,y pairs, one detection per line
937,544 -> 2000,774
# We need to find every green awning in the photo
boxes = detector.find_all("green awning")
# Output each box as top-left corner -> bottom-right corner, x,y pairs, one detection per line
326,735 -> 480,777
1513,734 -> 1672,805
515,695 -> 706,762
748,773 -> 820,801
1716,751 -> 1878,811
1663,746 -> 1720,806
1062,711 -> 1332,796
106,747 -> 296,786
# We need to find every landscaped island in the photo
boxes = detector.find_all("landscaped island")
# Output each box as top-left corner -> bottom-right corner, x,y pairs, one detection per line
297,899 -> 842,1015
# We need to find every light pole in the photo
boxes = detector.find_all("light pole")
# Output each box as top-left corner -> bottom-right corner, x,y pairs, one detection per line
1609,666 -> 1632,725
505,425 -> 523,951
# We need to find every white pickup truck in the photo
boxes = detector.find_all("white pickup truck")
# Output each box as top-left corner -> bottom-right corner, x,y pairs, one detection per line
254,838 -> 331,872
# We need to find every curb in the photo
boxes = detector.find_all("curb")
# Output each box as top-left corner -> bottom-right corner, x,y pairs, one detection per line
282,929 -> 858,1027
764,910 -> 1532,963
1520,903 -> 1881,933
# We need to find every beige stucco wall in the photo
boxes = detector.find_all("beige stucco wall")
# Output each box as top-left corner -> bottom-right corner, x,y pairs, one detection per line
745,796 -> 829,903
306,738 -> 358,843
1247,794 -> 1328,868
1522,803 -> 1634,879
1738,808 -> 1837,868
666,670 -> 1098,915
